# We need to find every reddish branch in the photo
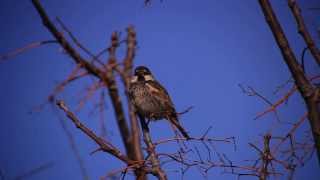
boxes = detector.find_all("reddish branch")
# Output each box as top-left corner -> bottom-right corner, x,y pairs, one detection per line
260,75 -> 320,120
56,17 -> 96,59
258,0 -> 320,163
248,134 -> 286,180
239,84 -> 280,121
31,0 -> 147,175
0,40 -> 57,62
55,17 -> 104,67
260,135 -> 271,180
53,104 -> 90,180
154,136 -> 235,146
49,65 -> 88,102
104,32 -> 144,168
139,116 -> 168,179
273,113 -> 308,153
240,76 -> 320,121
56,100 -> 133,164
120,26 -> 145,170
240,82 -> 315,178
229,133 -> 303,180
31,1 -> 148,178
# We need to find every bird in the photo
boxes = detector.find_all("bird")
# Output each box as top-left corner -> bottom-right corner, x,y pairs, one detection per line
128,66 -> 190,139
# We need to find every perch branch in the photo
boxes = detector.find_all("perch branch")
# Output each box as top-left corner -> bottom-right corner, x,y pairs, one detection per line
139,115 -> 168,180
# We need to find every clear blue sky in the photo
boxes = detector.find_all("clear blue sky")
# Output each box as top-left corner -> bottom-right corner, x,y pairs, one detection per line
0,0 -> 319,179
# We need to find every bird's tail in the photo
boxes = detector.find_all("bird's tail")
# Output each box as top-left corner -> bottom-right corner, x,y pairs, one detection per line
169,115 -> 191,140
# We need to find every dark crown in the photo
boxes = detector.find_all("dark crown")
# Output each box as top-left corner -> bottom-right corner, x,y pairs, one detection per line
134,66 -> 152,76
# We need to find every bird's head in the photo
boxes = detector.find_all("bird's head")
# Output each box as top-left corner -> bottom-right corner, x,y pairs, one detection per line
131,66 -> 154,83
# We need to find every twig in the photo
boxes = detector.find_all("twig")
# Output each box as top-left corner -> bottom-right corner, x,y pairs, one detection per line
55,17 -> 104,66
301,47 -> 308,72
14,162 -> 54,180
49,64 -> 88,101
239,84 -> 280,121
272,113 -> 308,154
154,136 -> 234,146
31,0 -> 103,77
56,100 -> 132,164
52,104 -> 89,180
0,40 -> 57,62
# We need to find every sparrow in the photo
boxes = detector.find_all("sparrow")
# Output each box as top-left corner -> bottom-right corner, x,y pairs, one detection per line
128,66 -> 190,139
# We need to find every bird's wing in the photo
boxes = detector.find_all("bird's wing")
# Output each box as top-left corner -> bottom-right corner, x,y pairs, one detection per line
146,80 -> 176,112
147,81 -> 190,139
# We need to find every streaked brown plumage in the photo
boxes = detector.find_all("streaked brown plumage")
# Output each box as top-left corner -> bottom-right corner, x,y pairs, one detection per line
129,66 -> 190,139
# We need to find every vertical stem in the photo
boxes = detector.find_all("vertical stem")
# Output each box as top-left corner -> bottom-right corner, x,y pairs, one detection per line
139,116 -> 167,180
122,26 -> 146,179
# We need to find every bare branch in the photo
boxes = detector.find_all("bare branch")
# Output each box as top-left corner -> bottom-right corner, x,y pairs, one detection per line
0,40 -> 57,63
139,116 -> 168,179
31,0 -> 103,77
14,162 -> 54,180
288,0 -> 320,67
52,104 -> 89,180
56,100 -> 132,164
31,0 -> 141,170
258,0 -> 320,162
55,17 -> 104,66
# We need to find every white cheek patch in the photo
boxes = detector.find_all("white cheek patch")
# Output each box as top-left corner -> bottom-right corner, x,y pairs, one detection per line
144,75 -> 154,81
130,76 -> 138,83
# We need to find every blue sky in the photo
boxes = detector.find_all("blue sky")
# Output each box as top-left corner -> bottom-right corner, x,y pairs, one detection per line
0,0 -> 319,179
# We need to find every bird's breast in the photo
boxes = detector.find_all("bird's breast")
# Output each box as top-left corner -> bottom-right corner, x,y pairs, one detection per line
129,82 -> 167,120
